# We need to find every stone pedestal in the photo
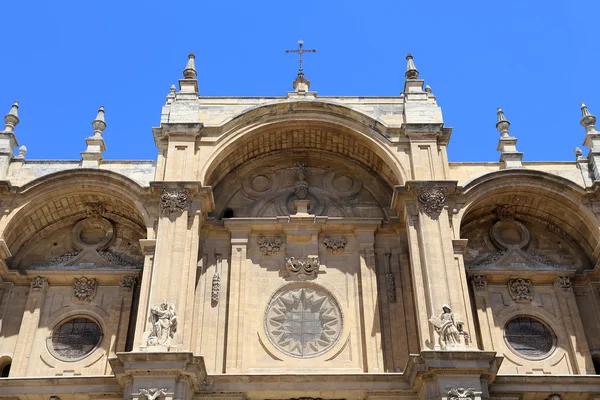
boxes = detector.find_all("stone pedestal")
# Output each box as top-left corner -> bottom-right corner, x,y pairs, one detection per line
110,352 -> 207,400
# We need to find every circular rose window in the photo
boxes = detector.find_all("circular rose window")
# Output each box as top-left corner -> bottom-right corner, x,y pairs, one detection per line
265,285 -> 343,358
504,316 -> 555,358
48,317 -> 103,361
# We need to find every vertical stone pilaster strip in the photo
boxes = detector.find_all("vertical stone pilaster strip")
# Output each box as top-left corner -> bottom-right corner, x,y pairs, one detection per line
181,209 -> 201,351
11,277 -> 48,376
554,277 -> 595,374
225,228 -> 249,373
133,240 -> 156,349
356,228 -> 383,372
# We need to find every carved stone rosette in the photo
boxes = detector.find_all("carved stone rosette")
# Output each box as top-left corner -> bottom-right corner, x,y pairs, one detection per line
258,236 -> 283,255
417,187 -> 446,218
322,238 -> 347,254
285,256 -> 320,280
448,388 -> 476,400
508,278 -> 533,302
160,188 -> 191,217
31,276 -> 47,292
472,275 -> 487,291
73,277 -> 98,302
555,276 -> 572,293
120,276 -> 137,291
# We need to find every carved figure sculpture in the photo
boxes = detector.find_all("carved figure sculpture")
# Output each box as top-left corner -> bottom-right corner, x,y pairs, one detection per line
147,300 -> 178,346
429,304 -> 467,350
285,256 -> 320,280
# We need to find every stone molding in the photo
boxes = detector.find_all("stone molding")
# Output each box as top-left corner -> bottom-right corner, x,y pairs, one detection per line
508,278 -> 533,303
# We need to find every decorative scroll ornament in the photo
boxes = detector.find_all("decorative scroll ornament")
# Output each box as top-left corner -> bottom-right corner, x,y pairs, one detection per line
211,272 -> 220,303
147,300 -> 178,346
31,276 -> 47,292
160,188 -> 191,217
285,256 -> 320,280
322,238 -> 347,254
73,277 -> 97,302
555,276 -> 572,293
448,388 -> 476,400
119,276 -> 137,290
472,275 -> 487,291
294,163 -> 309,199
258,236 -> 283,255
417,188 -> 446,217
138,389 -> 168,400
508,278 -> 533,302
429,304 -> 470,350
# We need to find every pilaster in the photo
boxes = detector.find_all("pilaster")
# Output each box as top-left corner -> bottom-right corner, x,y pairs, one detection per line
396,181 -> 478,351
11,277 -> 48,376
355,227 -> 384,372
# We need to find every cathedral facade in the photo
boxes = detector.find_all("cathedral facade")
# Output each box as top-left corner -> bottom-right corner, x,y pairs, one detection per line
0,53 -> 599,400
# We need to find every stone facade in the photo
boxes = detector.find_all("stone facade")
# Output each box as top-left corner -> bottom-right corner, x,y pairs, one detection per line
0,53 -> 598,400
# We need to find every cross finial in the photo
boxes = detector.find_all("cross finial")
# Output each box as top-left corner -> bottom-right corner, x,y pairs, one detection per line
285,40 -> 316,73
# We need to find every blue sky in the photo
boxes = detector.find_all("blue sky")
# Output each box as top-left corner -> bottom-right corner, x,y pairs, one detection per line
0,1 -> 598,162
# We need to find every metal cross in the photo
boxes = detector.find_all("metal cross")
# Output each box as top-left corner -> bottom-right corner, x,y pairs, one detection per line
285,40 -> 316,72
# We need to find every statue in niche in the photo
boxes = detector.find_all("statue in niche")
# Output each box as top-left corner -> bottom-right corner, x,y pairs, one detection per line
429,304 -> 469,350
147,300 -> 178,347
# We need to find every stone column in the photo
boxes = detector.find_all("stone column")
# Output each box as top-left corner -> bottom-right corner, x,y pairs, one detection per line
399,181 -> 478,351
355,227 -> 384,372
11,276 -> 48,376
137,183 -> 208,352
224,227 -> 250,373
554,277 -> 595,374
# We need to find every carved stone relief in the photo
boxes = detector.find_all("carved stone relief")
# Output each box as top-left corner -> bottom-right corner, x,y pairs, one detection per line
472,275 -> 487,291
417,187 -> 446,218
555,276 -> 572,293
508,278 -> 533,303
448,388 -> 476,400
322,238 -> 347,254
211,254 -> 222,304
138,389 -> 168,400
294,163 -> 309,200
160,188 -> 191,217
383,253 -> 396,303
147,300 -> 178,347
285,256 -> 320,280
119,276 -> 137,290
31,276 -> 47,291
73,277 -> 98,302
264,285 -> 343,358
258,236 -> 283,255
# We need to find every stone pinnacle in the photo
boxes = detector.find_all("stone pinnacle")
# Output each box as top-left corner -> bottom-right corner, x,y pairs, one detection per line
405,54 -> 419,80
183,53 -> 197,79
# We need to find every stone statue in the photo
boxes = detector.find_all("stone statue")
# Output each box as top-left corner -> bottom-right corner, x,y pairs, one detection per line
147,300 -> 178,347
429,304 -> 468,350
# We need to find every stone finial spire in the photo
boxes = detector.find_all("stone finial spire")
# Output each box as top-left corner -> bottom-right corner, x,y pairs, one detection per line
81,106 -> 107,167
405,54 -> 419,80
179,53 -> 199,94
3,101 -> 19,133
575,146 -> 583,160
166,84 -> 176,104
580,102 -> 597,133
15,145 -> 27,159
183,53 -> 197,79
495,107 -> 523,169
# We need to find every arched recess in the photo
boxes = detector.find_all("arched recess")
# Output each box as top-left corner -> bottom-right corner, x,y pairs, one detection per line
1,169 -> 152,270
457,169 -> 600,271
200,102 -> 407,190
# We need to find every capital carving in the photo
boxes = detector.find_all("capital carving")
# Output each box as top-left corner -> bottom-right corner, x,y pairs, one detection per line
448,388 -> 476,400
258,236 -> 283,255
508,278 -> 533,302
472,275 -> 487,291
555,276 -> 572,293
322,238 -> 347,254
31,276 -> 48,292
285,256 -> 320,280
160,188 -> 191,218
138,389 -> 168,400
73,277 -> 97,302
417,187 -> 446,218
119,276 -> 137,290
